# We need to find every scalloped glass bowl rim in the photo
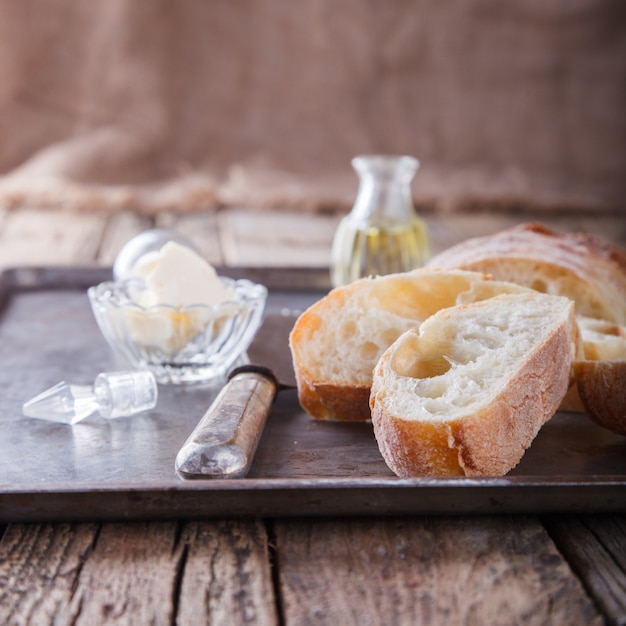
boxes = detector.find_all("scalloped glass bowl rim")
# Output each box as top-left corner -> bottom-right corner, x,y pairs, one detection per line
88,276 -> 266,314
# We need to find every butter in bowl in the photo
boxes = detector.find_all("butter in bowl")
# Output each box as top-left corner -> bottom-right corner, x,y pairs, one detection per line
88,234 -> 267,385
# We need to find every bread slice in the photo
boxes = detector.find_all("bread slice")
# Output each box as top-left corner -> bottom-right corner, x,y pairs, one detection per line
426,222 -> 626,325
370,292 -> 577,477
289,269 -> 531,421
574,361 -> 626,436
563,317 -> 626,436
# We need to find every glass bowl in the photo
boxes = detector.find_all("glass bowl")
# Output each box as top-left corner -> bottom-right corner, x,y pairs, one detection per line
88,277 -> 267,385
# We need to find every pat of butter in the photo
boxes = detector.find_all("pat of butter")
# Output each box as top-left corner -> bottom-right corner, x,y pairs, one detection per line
132,241 -> 233,308
124,241 -> 234,355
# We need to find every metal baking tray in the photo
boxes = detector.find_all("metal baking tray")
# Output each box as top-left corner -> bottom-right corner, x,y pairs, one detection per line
0,266 -> 624,522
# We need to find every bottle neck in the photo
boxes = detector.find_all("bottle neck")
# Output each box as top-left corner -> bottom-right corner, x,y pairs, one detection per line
350,155 -> 418,221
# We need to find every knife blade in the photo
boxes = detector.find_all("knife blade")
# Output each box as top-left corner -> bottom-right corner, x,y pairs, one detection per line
175,313 -> 297,479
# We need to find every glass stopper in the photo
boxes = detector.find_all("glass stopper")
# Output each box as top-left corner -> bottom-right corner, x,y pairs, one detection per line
22,370 -> 158,425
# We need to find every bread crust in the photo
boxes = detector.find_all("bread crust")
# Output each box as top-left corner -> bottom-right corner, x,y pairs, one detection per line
575,360 -> 626,437
293,372 -> 372,422
427,222 -> 626,324
371,296 -> 576,477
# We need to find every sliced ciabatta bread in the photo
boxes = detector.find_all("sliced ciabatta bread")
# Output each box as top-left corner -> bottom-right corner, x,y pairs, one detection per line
563,317 -> 626,436
560,317 -> 626,412
426,222 -> 626,324
426,222 -> 626,428
289,269 -> 531,421
370,292 -> 577,477
574,360 -> 626,437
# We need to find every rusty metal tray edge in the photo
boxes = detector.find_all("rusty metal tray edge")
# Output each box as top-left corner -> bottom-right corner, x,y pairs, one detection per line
1,477 -> 625,522
1,265 -> 625,521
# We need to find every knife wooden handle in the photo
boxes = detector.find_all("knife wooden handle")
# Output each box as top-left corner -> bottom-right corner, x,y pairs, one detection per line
175,366 -> 279,478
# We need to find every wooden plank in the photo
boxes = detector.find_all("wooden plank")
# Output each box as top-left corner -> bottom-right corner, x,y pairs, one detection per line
218,208 -> 341,267
0,520 -> 277,626
155,211 -> 224,266
176,519 -> 277,626
96,210 -> 154,266
0,208 -> 105,268
0,522 -> 99,625
543,514 -> 626,626
274,516 -> 603,625
66,522 -> 184,625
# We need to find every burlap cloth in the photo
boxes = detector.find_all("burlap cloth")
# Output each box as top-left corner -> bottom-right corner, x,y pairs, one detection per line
0,0 -> 624,215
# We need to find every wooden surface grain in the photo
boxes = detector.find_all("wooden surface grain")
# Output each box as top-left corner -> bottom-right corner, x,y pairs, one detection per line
274,516 -> 603,626
0,516 -> 610,626
175,520 -> 277,626
0,206 -> 624,271
0,520 -> 277,626
0,523 -> 99,625
62,522 -> 184,625
0,205 -> 624,625
544,515 -> 626,626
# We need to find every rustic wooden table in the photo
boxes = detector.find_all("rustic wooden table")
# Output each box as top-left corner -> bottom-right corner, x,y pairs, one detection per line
0,206 -> 624,625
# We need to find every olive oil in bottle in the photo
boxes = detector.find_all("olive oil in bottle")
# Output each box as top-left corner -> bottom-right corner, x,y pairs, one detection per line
331,216 -> 429,287
331,155 -> 429,287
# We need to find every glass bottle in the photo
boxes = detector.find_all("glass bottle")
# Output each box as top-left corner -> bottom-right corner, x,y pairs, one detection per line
331,155 -> 429,287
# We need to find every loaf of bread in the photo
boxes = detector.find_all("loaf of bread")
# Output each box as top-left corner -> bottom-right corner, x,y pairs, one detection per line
426,222 -> 626,324
370,292 -> 577,477
289,269 -> 530,421
426,222 -> 626,434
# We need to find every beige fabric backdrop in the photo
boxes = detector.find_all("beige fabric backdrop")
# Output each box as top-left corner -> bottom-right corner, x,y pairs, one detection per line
0,0 -> 624,214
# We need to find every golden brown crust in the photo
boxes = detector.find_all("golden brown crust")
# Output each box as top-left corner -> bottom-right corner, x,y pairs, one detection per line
294,371 -> 372,421
575,360 -> 626,437
426,222 -> 626,324
370,405 -> 463,476
371,298 -> 576,477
